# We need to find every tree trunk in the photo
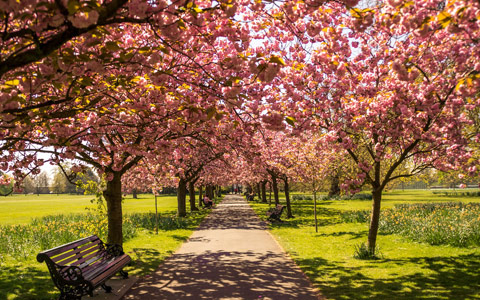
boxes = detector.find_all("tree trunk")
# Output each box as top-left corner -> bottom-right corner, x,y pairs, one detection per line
283,177 -> 293,218
177,178 -> 187,217
261,180 -> 267,203
367,188 -> 382,255
256,182 -> 261,199
269,181 -> 272,205
189,181 -> 198,211
132,188 -> 138,199
198,185 -> 203,208
103,172 -> 123,245
206,185 -> 214,199
271,175 -> 279,206
328,173 -> 340,197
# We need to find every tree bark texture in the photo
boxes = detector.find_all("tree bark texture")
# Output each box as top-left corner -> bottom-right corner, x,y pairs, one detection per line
283,177 -> 293,218
261,180 -> 267,203
271,175 -> 279,206
367,189 -> 382,255
103,172 -> 123,245
198,185 -> 203,208
177,178 -> 187,217
189,181 -> 198,211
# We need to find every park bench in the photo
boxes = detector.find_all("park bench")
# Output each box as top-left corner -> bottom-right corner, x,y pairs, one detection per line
266,205 -> 285,222
37,235 -> 131,300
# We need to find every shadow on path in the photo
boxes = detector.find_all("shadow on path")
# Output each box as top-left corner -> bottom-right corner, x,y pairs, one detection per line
122,195 -> 321,300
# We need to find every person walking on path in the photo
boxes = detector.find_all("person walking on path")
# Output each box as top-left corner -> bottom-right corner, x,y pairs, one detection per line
122,195 -> 322,300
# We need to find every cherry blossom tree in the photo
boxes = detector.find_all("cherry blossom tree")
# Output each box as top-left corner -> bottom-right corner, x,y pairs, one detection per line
273,0 -> 480,255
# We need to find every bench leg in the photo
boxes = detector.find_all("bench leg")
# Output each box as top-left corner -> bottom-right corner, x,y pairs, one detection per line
101,284 -> 113,293
120,270 -> 129,279
59,294 -> 82,300
58,283 -> 90,300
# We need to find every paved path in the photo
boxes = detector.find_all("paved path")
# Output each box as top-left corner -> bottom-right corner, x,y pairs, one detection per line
122,195 -> 322,300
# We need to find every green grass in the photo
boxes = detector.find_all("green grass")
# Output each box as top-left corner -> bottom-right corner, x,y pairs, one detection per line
250,190 -> 480,299
0,193 -> 179,224
0,193 -> 209,300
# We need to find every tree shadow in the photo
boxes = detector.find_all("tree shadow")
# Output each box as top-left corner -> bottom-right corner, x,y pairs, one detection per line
0,264 -> 57,300
296,254 -> 480,299
314,230 -> 368,240
123,250 -> 320,300
127,248 -> 167,277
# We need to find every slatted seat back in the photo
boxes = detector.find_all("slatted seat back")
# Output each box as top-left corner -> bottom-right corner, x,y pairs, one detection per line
37,235 -> 105,268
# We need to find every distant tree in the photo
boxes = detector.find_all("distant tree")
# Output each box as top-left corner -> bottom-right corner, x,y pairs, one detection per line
21,175 -> 35,194
51,169 -> 67,194
33,172 -> 50,195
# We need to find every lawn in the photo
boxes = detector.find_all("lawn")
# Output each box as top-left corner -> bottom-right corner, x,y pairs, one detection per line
251,189 -> 480,300
0,193 -> 179,225
0,193 -> 209,300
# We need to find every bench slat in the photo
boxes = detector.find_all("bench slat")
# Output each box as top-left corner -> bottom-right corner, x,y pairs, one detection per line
52,241 -> 102,264
66,245 -> 104,266
89,256 -> 131,286
39,235 -> 100,258
37,235 -> 131,299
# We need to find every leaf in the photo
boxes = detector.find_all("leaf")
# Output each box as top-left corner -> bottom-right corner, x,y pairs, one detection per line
437,11 -> 452,28
206,107 -> 216,119
270,55 -> 286,66
177,19 -> 187,30
455,78 -> 465,91
159,46 -> 170,55
4,79 -> 19,86
105,41 -> 120,51
138,46 -> 151,54
285,116 -> 296,126
215,113 -> 224,121
67,0 -> 80,14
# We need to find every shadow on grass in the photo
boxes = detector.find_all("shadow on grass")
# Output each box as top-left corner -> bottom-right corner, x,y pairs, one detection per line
315,230 -> 368,240
0,247 -> 179,300
258,201 -> 342,228
170,235 -> 189,242
0,264 -> 57,300
298,254 -> 480,299
127,248 -> 167,277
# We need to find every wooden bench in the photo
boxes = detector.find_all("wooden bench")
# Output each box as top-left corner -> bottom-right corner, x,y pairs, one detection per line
266,205 -> 285,222
37,235 -> 131,300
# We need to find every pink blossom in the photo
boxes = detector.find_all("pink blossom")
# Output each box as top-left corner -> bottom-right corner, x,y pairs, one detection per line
68,10 -> 99,28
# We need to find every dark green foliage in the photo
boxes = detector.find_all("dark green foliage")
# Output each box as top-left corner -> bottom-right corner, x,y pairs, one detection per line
353,242 -> 382,260
340,202 -> 480,247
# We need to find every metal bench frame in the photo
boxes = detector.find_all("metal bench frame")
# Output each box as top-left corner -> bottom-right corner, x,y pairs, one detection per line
37,235 -> 131,300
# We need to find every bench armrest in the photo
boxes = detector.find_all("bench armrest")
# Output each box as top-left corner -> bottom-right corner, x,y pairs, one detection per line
58,265 -> 85,283
105,244 -> 125,257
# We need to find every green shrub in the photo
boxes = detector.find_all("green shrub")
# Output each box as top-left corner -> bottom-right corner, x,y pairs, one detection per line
340,202 -> 480,247
431,191 -> 480,197
323,193 -> 373,201
292,195 -> 313,200
353,242 -> 382,260
0,212 -> 192,262
128,213 -> 189,230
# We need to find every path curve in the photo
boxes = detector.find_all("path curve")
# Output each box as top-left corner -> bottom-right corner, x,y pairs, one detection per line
122,195 -> 322,300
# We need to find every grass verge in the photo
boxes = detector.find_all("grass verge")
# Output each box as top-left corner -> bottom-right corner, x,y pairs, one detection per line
250,190 -> 480,299
0,193 -> 211,300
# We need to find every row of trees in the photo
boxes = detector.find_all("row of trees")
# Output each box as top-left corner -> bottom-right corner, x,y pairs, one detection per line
0,0 -> 479,256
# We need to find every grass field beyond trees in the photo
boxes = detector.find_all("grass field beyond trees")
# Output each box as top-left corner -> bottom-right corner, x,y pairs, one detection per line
251,190 -> 480,300
0,193 -> 209,300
